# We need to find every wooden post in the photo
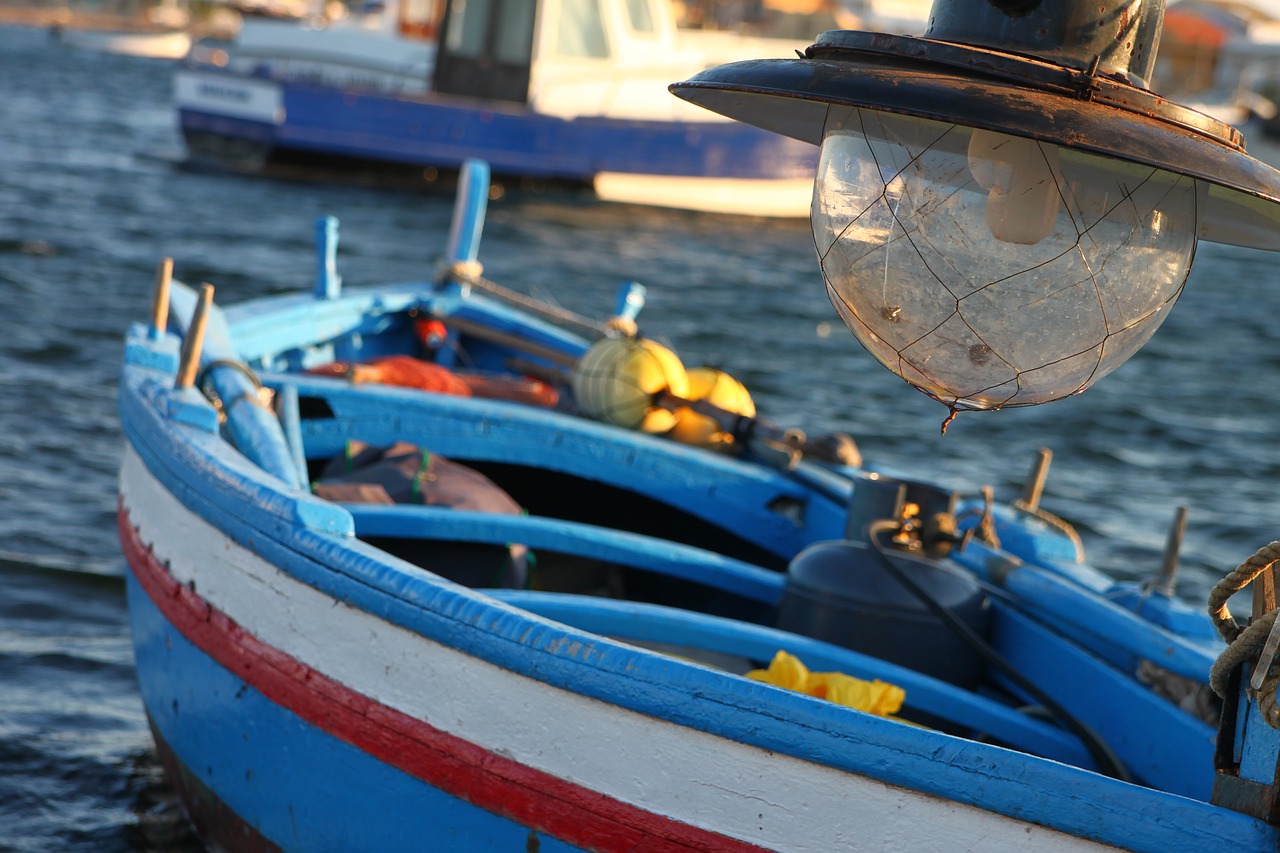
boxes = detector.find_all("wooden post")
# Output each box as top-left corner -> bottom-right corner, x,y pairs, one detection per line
175,283 -> 214,390
150,257 -> 173,340
1019,447 -> 1052,511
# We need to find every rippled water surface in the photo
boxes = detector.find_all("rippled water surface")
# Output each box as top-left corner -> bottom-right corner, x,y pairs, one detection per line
4,20 -> 1280,851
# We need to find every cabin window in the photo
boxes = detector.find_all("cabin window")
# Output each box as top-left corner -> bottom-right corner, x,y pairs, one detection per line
494,0 -> 536,63
625,0 -> 655,34
557,0 -> 609,58
444,0 -> 492,57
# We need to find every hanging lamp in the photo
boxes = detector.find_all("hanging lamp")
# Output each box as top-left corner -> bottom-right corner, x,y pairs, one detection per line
670,0 -> 1280,423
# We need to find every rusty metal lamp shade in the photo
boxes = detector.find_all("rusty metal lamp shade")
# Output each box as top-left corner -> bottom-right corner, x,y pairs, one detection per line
670,0 -> 1280,415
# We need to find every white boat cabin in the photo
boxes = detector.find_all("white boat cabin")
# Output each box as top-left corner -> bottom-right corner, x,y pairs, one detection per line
205,1 -> 877,120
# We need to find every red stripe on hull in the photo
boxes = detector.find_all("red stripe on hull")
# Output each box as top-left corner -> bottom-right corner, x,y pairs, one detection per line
119,502 -> 768,852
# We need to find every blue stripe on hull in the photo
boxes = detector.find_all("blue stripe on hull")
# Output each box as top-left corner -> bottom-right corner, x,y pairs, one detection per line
182,111 -> 278,146
180,78 -> 817,182
126,570 -> 583,853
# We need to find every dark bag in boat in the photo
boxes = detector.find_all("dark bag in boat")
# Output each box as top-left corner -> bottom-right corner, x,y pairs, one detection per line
313,440 -> 528,589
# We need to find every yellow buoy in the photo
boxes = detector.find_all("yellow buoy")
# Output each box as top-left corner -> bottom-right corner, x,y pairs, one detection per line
670,366 -> 756,449
572,337 -> 688,433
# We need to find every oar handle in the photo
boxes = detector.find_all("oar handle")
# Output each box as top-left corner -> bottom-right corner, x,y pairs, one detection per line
443,158 -> 490,276
315,216 -> 341,299
653,390 -> 860,469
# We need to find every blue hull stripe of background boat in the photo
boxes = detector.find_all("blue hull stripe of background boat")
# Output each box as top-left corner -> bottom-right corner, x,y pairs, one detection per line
125,571 -> 588,853
119,363 -> 1278,852
180,80 -> 814,182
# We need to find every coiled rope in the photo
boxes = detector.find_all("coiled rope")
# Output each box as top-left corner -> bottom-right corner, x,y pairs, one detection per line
1208,541 -> 1280,727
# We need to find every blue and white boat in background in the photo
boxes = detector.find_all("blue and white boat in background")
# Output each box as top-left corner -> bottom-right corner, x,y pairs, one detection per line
174,0 -> 908,215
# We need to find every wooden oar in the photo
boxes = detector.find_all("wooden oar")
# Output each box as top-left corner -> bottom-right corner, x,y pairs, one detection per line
651,389 -> 861,469
439,314 -> 582,369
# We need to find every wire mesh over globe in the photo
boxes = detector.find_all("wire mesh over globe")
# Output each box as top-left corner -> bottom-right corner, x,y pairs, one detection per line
813,107 -> 1199,412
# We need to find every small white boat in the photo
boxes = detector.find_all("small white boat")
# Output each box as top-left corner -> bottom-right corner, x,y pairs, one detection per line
54,25 -> 192,60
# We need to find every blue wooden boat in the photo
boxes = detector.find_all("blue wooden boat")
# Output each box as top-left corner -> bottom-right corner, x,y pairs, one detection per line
120,0 -> 1280,841
118,151 -> 1280,849
173,0 -> 841,215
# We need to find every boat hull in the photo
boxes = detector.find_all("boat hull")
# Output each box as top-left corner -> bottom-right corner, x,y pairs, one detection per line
115,246 -> 1279,850
174,68 -> 816,214
118,377 -> 1273,852
122,442 -> 1123,851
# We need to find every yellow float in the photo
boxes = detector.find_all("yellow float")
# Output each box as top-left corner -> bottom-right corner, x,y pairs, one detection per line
571,336 -> 688,433
669,366 -> 756,450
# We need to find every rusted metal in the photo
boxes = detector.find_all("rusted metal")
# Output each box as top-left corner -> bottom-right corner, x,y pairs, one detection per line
1212,660 -> 1280,822
924,0 -> 1166,86
804,31 -> 1245,151
1212,773 -> 1280,824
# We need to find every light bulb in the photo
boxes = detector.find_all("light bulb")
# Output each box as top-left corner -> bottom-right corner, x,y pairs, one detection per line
811,107 -> 1198,414
967,129 -> 1063,245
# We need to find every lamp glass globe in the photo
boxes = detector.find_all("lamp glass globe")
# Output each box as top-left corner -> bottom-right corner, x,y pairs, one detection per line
812,107 -> 1200,410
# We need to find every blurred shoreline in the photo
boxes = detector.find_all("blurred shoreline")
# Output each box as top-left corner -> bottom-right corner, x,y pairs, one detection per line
0,3 -> 173,30
0,1 -> 245,43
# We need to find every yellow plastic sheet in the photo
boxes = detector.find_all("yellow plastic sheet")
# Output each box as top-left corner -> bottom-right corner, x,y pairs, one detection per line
746,651 -> 905,717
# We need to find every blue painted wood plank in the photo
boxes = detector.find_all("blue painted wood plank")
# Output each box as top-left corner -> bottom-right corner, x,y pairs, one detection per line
342,504 -> 786,605
282,374 -> 842,555
168,282 -> 305,489
988,601 -> 1217,800
486,589 -> 1095,769
952,540 -> 1221,683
